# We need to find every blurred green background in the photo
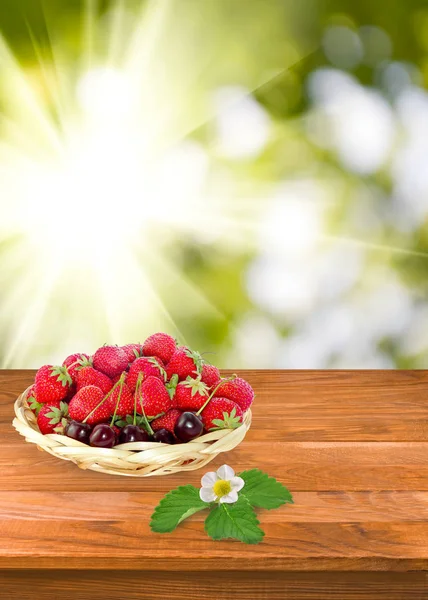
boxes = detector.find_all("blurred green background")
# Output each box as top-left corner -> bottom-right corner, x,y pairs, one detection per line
1,0 -> 428,369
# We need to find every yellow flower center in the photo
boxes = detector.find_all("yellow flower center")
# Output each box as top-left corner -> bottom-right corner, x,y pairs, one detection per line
213,479 -> 232,498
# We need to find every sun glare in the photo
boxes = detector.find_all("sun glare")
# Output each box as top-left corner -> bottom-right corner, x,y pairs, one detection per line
0,0 -> 309,367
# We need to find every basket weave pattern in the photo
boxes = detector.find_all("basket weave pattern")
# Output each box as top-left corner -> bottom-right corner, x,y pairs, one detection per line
12,388 -> 252,477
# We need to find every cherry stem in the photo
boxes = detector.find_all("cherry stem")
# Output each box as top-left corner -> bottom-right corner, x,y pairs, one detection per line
196,374 -> 237,416
110,373 -> 126,426
132,373 -> 141,426
82,377 -> 121,424
135,374 -> 154,435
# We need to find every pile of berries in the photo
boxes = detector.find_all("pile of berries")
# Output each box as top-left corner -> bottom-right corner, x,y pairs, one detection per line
27,333 -> 254,449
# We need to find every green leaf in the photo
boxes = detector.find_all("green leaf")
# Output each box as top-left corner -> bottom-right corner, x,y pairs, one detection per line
204,495 -> 264,544
239,469 -> 293,509
150,485 -> 208,533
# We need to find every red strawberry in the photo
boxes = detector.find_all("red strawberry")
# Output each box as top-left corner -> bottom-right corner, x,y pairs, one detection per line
165,347 -> 204,381
201,364 -> 221,389
62,353 -> 93,383
68,385 -> 110,425
127,357 -> 166,392
214,377 -> 254,411
200,397 -> 243,431
121,343 -> 144,363
107,379 -> 134,418
93,345 -> 128,378
35,365 -> 72,403
112,372 -> 128,385
143,332 -> 177,364
37,400 -> 69,435
174,377 -> 210,411
76,366 -> 113,395
151,408 -> 182,435
26,384 -> 36,401
137,376 -> 172,419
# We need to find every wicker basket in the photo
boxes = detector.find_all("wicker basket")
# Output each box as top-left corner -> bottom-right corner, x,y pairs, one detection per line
12,387 -> 252,477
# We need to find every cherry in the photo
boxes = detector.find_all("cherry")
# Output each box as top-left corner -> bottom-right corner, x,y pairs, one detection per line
153,428 -> 175,444
119,424 -> 150,444
65,420 -> 92,444
174,411 -> 203,442
89,423 -> 116,448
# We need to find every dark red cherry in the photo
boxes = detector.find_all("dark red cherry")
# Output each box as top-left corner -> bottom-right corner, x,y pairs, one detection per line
153,428 -> 175,444
65,420 -> 92,444
174,412 -> 203,442
119,424 -> 150,444
89,423 -> 116,448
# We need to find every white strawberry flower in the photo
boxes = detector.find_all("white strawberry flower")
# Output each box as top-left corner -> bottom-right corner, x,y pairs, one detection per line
199,464 -> 245,504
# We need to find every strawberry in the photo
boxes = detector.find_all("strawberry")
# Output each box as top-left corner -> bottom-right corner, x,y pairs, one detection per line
136,376 -> 172,419
174,376 -> 209,411
200,364 -> 221,389
35,365 -> 72,403
93,345 -> 128,378
165,347 -> 204,381
107,379 -> 134,418
127,357 -> 166,392
27,385 -> 42,415
151,408 -> 182,435
121,343 -> 144,363
68,385 -> 110,425
200,397 -> 243,431
37,400 -> 69,435
112,372 -> 128,385
76,366 -> 113,395
62,353 -> 93,383
143,332 -> 177,364
214,377 -> 254,411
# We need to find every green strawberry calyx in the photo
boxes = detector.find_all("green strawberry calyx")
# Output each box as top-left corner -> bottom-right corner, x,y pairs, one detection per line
184,348 -> 204,375
49,366 -> 73,387
75,355 -> 93,370
148,357 -> 167,381
210,406 -> 242,431
165,374 -> 179,400
29,395 -> 43,416
132,345 -> 144,359
45,401 -> 69,433
115,414 -> 147,430
183,376 -> 209,397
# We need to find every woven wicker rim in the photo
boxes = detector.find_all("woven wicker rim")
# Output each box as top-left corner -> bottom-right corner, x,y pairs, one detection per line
12,387 -> 252,477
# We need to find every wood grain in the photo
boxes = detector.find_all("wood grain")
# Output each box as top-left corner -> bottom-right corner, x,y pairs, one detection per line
1,370 -> 428,598
0,571 -> 427,600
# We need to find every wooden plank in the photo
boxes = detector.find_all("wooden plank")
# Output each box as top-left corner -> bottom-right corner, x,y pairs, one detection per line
0,491 -> 427,523
0,570 -> 427,600
1,441 -> 428,491
0,520 -> 428,570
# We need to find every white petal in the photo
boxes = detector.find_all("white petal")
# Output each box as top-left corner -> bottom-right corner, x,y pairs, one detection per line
230,476 -> 245,492
201,471 -> 217,487
199,487 -> 217,503
216,464 -> 235,480
219,490 -> 238,504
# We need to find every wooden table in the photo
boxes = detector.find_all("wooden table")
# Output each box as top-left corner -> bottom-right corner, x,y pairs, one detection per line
1,370 -> 428,599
